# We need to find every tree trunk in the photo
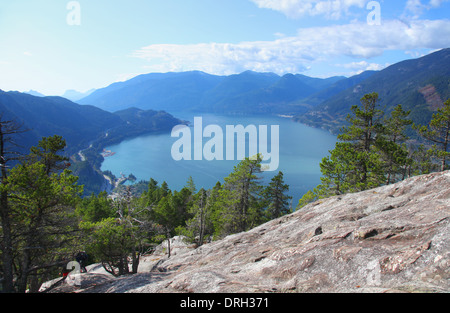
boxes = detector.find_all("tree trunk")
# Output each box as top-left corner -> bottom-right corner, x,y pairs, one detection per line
131,249 -> 139,274
0,191 -> 14,293
167,235 -> 171,258
442,123 -> 449,172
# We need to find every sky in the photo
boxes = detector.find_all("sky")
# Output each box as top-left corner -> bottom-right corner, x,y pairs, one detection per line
0,0 -> 449,96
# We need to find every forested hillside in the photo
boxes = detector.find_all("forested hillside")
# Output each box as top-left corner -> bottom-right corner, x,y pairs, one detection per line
0,90 -> 184,194
295,48 -> 450,133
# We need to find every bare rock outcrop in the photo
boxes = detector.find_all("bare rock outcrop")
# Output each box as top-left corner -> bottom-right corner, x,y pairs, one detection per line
52,171 -> 450,293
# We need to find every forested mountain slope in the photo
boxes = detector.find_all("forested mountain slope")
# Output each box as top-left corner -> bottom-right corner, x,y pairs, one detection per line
295,48 -> 450,133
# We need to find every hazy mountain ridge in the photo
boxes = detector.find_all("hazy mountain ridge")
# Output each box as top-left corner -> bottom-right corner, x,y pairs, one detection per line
295,48 -> 450,133
77,70 -> 347,114
62,89 -> 96,102
77,49 -> 449,133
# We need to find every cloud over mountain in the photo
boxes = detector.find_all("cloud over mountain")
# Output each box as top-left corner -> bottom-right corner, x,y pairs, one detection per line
249,0 -> 369,19
132,19 -> 450,75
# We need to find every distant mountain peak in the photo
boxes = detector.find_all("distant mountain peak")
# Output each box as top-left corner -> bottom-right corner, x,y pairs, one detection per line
62,89 -> 96,102
25,90 -> 46,97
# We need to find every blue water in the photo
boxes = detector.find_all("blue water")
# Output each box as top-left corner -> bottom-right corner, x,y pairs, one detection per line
101,112 -> 337,205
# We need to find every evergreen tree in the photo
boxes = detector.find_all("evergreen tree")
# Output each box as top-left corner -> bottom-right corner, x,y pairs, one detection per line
0,118 -> 27,293
414,99 -> 450,171
76,191 -> 115,223
29,135 -> 69,175
263,171 -> 292,219
337,92 -> 385,190
378,104 -> 413,184
185,176 -> 197,194
407,144 -> 440,176
318,142 -> 359,196
215,155 -> 264,238
298,93 -> 387,208
141,178 -> 160,207
152,193 -> 177,257
159,181 -> 170,199
181,188 -> 214,246
80,217 -> 138,277
3,137 -> 82,292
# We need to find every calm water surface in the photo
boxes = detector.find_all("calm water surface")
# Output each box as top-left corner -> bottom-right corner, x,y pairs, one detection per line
101,112 -> 337,204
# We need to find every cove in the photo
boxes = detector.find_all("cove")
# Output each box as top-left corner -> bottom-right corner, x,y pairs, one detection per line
100,112 -> 337,204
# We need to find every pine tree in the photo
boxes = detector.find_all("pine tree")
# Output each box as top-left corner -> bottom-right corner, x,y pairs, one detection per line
215,155 -> 264,238
337,92 -> 385,190
378,104 -> 413,184
29,135 -> 69,175
263,171 -> 292,219
152,193 -> 177,257
318,142 -> 359,196
182,188 -> 214,246
185,176 -> 197,194
298,93 -> 386,208
4,137 -> 82,292
414,99 -> 450,171
0,118 -> 27,293
76,191 -> 115,223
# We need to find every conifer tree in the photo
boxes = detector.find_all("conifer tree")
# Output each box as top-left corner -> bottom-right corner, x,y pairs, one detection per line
337,92 -> 385,189
414,99 -> 450,171
182,188 -> 214,246
298,93 -> 386,208
0,118 -> 27,293
215,155 -> 264,238
4,136 -> 82,292
263,171 -> 292,219
378,104 -> 413,184
152,193 -> 177,257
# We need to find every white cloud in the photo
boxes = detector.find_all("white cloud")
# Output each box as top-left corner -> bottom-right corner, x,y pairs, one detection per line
337,60 -> 390,74
132,19 -> 450,76
405,0 -> 449,17
429,0 -> 447,7
249,0 -> 369,19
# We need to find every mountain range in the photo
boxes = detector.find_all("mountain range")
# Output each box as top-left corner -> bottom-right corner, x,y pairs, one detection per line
77,70 -> 347,114
77,48 -> 449,134
295,48 -> 450,133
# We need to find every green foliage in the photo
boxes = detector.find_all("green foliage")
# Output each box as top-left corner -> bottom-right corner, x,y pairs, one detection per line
177,188 -> 214,246
76,191 -> 115,223
80,218 -> 138,276
263,171 -> 292,220
414,99 -> 450,171
376,104 -> 413,184
297,189 -> 320,209
213,155 -> 264,238
313,93 -> 386,199
29,135 -> 69,174
1,136 -> 83,292
298,93 -> 430,209
296,48 -> 450,134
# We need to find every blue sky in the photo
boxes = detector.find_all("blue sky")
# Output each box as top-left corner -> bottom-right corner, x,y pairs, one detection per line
0,0 -> 449,95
